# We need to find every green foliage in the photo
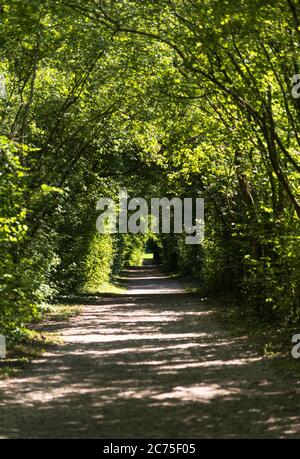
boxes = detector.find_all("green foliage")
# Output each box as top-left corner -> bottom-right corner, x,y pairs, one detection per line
124,234 -> 148,267
0,137 -> 58,334
82,233 -> 114,293
0,0 -> 299,334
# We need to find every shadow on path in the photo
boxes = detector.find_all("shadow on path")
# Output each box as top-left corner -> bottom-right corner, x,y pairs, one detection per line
0,262 -> 300,438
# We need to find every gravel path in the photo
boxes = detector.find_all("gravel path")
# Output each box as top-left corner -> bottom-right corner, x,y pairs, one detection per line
1,263 -> 300,438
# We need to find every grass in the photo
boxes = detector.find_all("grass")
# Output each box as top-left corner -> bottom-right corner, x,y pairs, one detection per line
0,329 -> 60,379
143,253 -> 154,260
81,273 -> 127,295
42,303 -> 83,321
0,302 -> 82,379
84,281 -> 126,295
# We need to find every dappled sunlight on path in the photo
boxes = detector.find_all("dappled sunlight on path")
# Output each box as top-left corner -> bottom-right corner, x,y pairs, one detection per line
1,263 -> 300,438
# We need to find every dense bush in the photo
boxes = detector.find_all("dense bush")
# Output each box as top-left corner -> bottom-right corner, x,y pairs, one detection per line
0,138 -> 59,333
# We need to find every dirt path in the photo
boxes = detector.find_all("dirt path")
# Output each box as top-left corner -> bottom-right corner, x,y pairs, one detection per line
1,263 -> 300,438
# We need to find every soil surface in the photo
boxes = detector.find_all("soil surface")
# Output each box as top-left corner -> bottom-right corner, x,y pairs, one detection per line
1,263 -> 300,438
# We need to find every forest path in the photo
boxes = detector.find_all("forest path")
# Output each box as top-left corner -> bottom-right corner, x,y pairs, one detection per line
0,262 -> 300,438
